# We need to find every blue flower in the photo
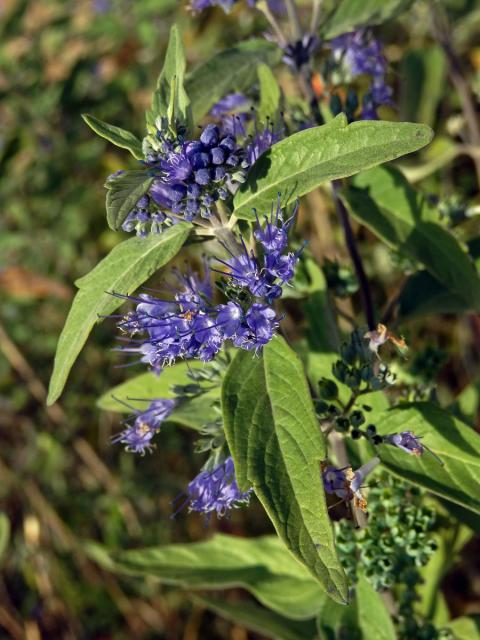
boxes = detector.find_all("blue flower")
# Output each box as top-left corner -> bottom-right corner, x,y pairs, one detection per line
112,399 -> 176,454
242,303 -> 278,349
190,0 -> 257,12
216,301 -> 244,337
282,35 -> 319,71
330,29 -> 392,121
116,198 -> 299,368
246,123 -> 282,164
385,431 -> 424,456
322,457 -> 380,512
184,457 -> 252,518
323,465 -> 348,495
210,93 -> 249,119
146,124 -> 248,223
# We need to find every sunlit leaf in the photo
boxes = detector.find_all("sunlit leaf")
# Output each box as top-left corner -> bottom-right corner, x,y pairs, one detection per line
48,224 -> 191,405
222,336 -> 348,604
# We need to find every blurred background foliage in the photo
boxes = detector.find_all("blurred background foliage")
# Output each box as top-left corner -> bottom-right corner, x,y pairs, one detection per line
0,0 -> 480,638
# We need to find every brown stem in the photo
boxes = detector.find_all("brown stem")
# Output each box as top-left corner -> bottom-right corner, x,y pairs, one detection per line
431,5 -> 480,186
332,183 -> 376,330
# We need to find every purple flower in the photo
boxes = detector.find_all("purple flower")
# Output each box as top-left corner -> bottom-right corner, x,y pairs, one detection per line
265,251 -> 298,283
150,181 -> 187,209
223,250 -> 263,295
116,198 -> 299,368
210,93 -> 249,118
190,0 -> 257,12
282,35 -> 318,71
330,29 -> 392,121
331,30 -> 387,79
385,432 -> 424,457
184,457 -> 252,518
323,465 -> 348,495
112,399 -> 176,454
145,125 -> 247,223
216,301 -> 244,337
322,457 -> 380,512
246,123 -> 282,164
240,303 -> 278,349
254,199 -> 295,252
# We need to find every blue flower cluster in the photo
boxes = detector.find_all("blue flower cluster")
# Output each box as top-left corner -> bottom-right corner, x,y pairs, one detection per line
178,456 -> 252,519
330,29 -> 393,120
148,124 -> 247,222
117,199 -> 300,369
121,112 -> 280,236
112,398 -> 176,454
190,0 -> 256,12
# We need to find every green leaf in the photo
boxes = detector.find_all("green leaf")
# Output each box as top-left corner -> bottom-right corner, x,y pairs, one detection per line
81,114 -> 143,159
417,526 -> 472,624
445,616 -> 480,640
149,24 -> 190,128
316,574 -> 395,640
194,595 -> 318,640
0,513 -> 10,564
343,166 -> 480,310
222,336 -> 348,604
322,0 -> 415,38
233,115 -> 433,220
398,271 -> 468,321
98,362 -> 212,410
356,574 -> 396,640
440,500 -> 480,533
105,170 -> 153,231
97,362 -> 221,429
186,40 -> 281,123
374,402 -> 480,514
165,396 -> 220,430
452,380 -> 480,428
85,534 -> 328,620
257,63 -> 281,126
316,592 -> 359,640
401,46 -> 447,127
47,224 -> 191,405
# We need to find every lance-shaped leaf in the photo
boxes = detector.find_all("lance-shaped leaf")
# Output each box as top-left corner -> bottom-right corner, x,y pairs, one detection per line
97,364 -> 221,430
356,574 -> 396,640
105,170 -> 153,231
47,224 -> 191,405
222,336 -> 348,604
316,573 -> 395,640
373,402 -> 480,514
321,0 -> 415,38
397,270 -> 469,321
257,63 -> 281,126
82,114 -> 143,160
85,534 -> 327,620
0,514 -> 10,565
186,40 -> 281,122
98,362 -> 214,409
444,616 -> 480,640
233,115 -> 433,220
194,595 -> 318,640
342,166 -> 480,311
148,24 -> 190,129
